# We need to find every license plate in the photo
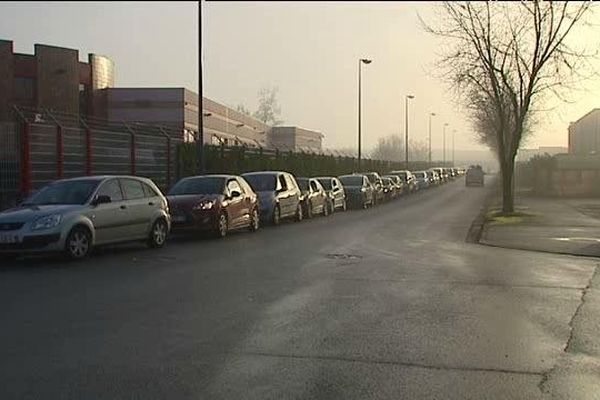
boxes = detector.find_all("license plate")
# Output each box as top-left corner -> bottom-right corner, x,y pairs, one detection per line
0,234 -> 17,244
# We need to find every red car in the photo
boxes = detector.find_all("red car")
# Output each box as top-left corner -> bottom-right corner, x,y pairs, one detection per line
167,174 -> 260,238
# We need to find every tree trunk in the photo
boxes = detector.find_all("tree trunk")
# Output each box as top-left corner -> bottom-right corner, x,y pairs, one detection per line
500,158 -> 515,214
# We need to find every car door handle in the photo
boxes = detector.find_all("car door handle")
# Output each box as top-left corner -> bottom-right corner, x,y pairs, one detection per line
120,205 -> 127,210
148,202 -> 155,206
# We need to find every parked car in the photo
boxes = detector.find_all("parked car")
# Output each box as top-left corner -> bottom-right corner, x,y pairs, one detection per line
314,176 -> 347,212
429,168 -> 446,183
427,170 -> 441,186
413,171 -> 430,190
167,174 -> 259,238
241,171 -> 303,225
466,165 -> 485,186
388,170 -> 417,193
0,175 -> 171,260
296,177 -> 330,218
360,172 -> 384,205
380,177 -> 395,201
338,174 -> 374,209
382,175 -> 404,198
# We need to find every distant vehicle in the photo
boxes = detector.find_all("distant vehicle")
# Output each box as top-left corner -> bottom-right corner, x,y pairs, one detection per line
388,170 -> 417,193
380,177 -> 395,201
338,174 -> 374,209
167,174 -> 259,238
296,177 -> 330,219
426,170 -> 440,186
241,171 -> 303,225
413,171 -> 430,190
382,175 -> 404,197
315,176 -> 347,212
465,165 -> 485,186
360,172 -> 385,205
0,175 -> 171,260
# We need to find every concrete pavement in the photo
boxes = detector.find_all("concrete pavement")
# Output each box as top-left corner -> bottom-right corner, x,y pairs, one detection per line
0,178 -> 599,399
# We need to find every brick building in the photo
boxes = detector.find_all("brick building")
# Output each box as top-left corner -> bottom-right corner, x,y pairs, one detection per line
0,40 -> 114,120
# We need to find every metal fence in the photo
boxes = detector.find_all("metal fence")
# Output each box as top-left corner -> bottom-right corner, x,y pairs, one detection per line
0,107 -> 182,210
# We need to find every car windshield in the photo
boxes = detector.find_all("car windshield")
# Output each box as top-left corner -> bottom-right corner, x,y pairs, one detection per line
168,177 -> 225,195
242,174 -> 277,192
414,172 -> 425,178
339,176 -> 364,186
296,178 -> 309,191
317,179 -> 332,190
22,179 -> 99,206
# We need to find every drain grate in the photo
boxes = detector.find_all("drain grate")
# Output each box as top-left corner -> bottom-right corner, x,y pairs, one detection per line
325,253 -> 363,260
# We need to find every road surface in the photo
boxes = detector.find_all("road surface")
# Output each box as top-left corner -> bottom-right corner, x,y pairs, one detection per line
1,177 -> 598,399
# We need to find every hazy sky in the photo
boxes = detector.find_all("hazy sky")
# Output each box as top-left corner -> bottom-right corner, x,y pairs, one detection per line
0,1 -> 198,88
1,2 -> 598,156
202,1 -> 600,155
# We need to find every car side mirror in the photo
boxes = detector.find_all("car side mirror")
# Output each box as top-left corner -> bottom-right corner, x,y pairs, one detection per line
231,190 -> 242,198
92,195 -> 111,206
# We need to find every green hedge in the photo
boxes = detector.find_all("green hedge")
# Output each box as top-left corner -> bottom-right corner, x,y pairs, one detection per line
177,143 -> 448,181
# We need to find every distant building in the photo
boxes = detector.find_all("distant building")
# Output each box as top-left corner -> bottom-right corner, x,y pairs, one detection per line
268,126 -> 323,152
0,40 -> 114,120
103,88 -> 198,141
202,97 -> 269,148
516,146 -> 568,162
568,109 -> 600,155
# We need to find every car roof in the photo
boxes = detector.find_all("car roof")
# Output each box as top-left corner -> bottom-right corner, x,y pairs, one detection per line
242,171 -> 289,176
53,175 -> 149,183
180,174 -> 236,180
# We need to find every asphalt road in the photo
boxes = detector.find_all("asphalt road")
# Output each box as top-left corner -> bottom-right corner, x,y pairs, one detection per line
1,177 -> 599,399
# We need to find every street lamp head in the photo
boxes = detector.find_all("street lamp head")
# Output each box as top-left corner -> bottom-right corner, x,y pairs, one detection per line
431,112 -> 436,116
407,94 -> 415,99
444,123 -> 449,127
360,58 -> 372,64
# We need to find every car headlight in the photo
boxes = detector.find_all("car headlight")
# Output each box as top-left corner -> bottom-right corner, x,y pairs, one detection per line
31,214 -> 62,231
193,201 -> 214,210
360,188 -> 366,192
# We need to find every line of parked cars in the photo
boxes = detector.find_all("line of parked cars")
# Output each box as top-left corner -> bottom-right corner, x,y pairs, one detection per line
0,167 -> 465,261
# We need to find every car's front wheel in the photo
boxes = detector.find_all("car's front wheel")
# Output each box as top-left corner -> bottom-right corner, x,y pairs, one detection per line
249,208 -> 260,232
305,201 -> 313,219
295,203 -> 303,222
215,213 -> 228,238
65,226 -> 92,260
342,199 -> 347,212
272,205 -> 281,226
148,218 -> 168,248
323,201 -> 329,216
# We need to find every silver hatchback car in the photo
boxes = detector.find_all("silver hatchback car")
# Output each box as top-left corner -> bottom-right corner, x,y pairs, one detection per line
0,175 -> 171,260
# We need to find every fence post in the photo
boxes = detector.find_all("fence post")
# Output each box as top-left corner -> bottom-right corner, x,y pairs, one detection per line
159,127 -> 171,188
21,121 -> 31,196
79,117 -> 92,176
124,122 -> 136,175
45,109 -> 63,179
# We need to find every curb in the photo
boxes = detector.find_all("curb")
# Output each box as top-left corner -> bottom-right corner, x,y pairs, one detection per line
465,177 -> 499,244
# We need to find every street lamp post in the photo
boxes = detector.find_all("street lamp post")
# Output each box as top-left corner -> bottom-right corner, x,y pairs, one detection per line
428,112 -> 436,164
358,58 -> 372,171
405,94 -> 415,169
443,123 -> 449,165
452,129 -> 456,166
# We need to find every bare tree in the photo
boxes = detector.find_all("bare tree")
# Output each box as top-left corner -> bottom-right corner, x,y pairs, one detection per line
370,135 -> 429,162
236,104 -> 252,116
422,1 -> 594,213
253,86 -> 283,126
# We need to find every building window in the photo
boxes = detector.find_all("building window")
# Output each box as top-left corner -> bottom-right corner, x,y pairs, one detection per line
79,84 -> 88,115
14,78 -> 35,101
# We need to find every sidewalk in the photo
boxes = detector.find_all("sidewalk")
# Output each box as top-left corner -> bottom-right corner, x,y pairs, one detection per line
481,196 -> 600,257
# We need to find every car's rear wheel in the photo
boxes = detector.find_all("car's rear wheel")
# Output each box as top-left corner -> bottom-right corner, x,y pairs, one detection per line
295,203 -> 303,222
215,213 -> 228,238
272,205 -> 281,226
305,201 -> 313,219
65,226 -> 92,260
148,218 -> 168,248
249,208 -> 260,232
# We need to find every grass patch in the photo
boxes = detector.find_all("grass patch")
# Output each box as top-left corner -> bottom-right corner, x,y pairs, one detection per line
485,208 -> 535,225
